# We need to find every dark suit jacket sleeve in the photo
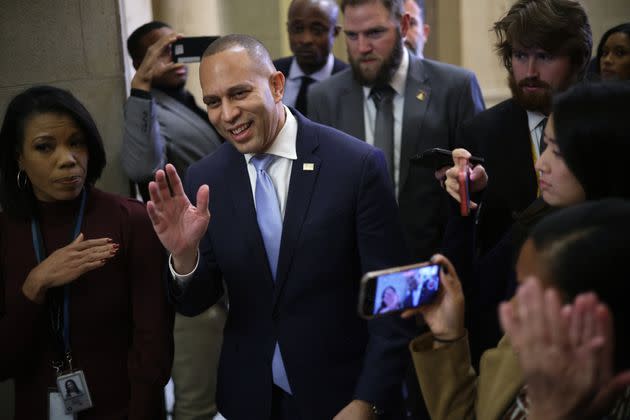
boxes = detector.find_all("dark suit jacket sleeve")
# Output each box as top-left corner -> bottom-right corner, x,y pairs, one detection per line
122,92 -> 168,182
167,165 -> 224,317
455,72 -> 485,131
352,148 -> 418,408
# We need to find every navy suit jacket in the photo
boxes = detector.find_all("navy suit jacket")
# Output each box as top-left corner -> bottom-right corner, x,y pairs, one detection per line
173,109 -> 414,419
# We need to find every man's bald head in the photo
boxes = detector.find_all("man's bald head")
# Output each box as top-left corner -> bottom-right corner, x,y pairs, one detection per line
200,34 -> 286,156
288,0 -> 339,23
286,0 -> 341,74
203,34 -> 276,77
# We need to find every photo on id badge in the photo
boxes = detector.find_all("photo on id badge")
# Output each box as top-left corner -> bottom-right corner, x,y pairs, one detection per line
56,370 -> 92,414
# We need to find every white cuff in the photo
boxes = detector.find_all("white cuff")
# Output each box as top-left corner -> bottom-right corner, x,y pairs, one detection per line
168,251 -> 200,287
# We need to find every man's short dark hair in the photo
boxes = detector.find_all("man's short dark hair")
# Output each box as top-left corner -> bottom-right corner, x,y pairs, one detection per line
202,34 -> 275,72
494,0 -> 592,78
530,199 -> 630,371
0,86 -> 106,220
340,0 -> 404,20
127,21 -> 171,61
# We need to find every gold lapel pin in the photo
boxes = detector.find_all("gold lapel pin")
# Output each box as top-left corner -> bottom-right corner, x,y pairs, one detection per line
303,163 -> 315,171
416,90 -> 426,101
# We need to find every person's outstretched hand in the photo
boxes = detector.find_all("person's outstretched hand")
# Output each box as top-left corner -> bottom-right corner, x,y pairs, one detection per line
147,164 -> 210,273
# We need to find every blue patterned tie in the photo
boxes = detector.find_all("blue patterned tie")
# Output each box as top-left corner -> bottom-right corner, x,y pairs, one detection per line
251,154 -> 292,394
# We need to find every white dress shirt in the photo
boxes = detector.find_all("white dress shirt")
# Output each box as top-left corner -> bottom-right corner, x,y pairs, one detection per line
411,287 -> 421,306
527,110 -> 547,162
362,48 -> 410,197
170,106 -> 298,282
282,54 -> 336,108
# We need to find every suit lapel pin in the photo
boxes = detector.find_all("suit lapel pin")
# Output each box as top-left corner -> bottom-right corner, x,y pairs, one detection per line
416,90 -> 426,101
303,163 -> 315,171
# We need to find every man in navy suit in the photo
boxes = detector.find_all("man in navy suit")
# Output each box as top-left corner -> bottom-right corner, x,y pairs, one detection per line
274,0 -> 348,115
147,34 -> 414,420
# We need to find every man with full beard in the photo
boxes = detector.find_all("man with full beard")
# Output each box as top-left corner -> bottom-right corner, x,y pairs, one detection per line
440,0 -> 592,368
308,0 -> 485,263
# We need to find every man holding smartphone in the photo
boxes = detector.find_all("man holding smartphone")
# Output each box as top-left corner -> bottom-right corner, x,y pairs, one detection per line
122,21 -> 226,420
440,0 -> 592,367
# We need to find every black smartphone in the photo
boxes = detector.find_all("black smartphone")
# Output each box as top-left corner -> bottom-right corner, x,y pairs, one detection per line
411,147 -> 484,170
171,36 -> 220,63
358,262 -> 441,319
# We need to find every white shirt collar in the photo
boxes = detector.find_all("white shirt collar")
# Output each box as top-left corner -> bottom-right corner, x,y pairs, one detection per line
288,53 -> 335,82
527,110 -> 547,132
246,105 -> 298,163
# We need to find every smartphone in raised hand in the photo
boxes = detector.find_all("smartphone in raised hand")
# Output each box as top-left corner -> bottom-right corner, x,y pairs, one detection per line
171,36 -> 219,63
358,262 -> 441,319
458,168 -> 471,216
411,148 -> 484,170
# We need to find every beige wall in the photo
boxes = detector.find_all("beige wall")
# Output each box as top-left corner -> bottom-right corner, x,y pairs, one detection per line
582,0 -> 630,49
152,0 -> 224,102
120,0 -> 153,93
0,0 -> 129,195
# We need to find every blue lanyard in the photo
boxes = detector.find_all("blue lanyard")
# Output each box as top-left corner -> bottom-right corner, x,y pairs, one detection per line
30,189 -> 87,354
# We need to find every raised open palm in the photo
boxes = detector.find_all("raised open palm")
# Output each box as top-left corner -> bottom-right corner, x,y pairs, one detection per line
147,164 -> 210,260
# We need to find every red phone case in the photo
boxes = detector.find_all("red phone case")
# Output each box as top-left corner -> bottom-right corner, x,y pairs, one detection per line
458,169 -> 470,216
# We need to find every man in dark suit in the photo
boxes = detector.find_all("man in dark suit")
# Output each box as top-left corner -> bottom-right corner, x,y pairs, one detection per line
274,0 -> 348,115
403,0 -> 430,57
440,0 -> 592,365
122,22 -> 223,193
308,0 -> 485,262
147,34 -> 415,420
402,277 -> 419,309
121,21 -> 226,419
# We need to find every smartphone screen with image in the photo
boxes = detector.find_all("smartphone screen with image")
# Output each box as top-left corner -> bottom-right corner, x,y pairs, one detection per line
358,262 -> 441,319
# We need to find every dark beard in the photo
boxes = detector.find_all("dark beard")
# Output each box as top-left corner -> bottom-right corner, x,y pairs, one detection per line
508,73 -> 560,114
350,29 -> 404,87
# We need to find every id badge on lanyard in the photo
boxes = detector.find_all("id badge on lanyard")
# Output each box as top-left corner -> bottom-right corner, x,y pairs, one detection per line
32,190 -> 94,417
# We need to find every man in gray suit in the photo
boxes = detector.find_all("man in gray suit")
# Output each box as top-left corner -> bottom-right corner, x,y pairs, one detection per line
308,0 -> 485,262
121,21 -> 226,420
122,21 -> 223,193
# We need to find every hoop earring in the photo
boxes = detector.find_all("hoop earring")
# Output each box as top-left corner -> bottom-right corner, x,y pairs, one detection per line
16,169 -> 28,190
